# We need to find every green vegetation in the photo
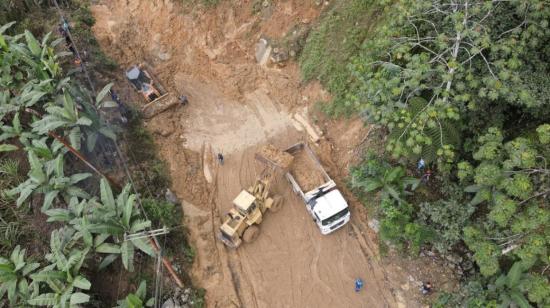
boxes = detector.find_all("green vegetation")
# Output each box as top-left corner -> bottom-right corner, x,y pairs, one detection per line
300,0 -> 382,116
115,280 -> 154,308
69,3 -> 118,71
0,15 -> 199,306
181,0 -> 221,8
303,0 -> 550,306
142,198 -> 180,229
0,21 -> 141,306
125,114 -> 171,194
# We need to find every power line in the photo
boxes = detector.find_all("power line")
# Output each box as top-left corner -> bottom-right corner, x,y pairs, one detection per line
49,0 -> 184,298
52,0 -> 96,95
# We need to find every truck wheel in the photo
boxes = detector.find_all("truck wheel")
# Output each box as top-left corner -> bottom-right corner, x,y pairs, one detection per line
270,195 -> 283,212
243,226 -> 260,243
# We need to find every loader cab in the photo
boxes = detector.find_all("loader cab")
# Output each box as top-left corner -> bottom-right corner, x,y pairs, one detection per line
126,66 -> 151,90
233,190 -> 263,224
234,190 -> 258,215
125,65 -> 161,102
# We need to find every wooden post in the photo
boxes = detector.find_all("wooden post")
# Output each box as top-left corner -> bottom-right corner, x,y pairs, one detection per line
149,238 -> 185,289
48,131 -> 122,191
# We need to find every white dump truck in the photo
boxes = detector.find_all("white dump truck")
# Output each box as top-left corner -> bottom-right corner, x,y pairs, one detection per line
284,142 -> 350,234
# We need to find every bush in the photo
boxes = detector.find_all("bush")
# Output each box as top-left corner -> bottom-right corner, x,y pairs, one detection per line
299,0 -> 381,116
417,199 -> 474,254
142,198 -> 181,228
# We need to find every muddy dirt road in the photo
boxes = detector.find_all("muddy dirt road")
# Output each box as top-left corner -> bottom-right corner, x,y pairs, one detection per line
214,138 -> 398,307
91,1 -> 456,307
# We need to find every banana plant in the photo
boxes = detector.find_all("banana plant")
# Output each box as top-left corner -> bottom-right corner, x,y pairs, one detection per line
0,78 -> 56,122
29,229 -> 91,307
68,84 -> 117,152
7,150 -> 91,210
31,92 -> 92,150
0,112 -> 39,147
1,23 -> 65,92
90,179 -> 155,272
0,246 -> 41,306
43,197 -> 100,247
493,262 -> 532,308
351,165 -> 420,203
115,280 -> 154,308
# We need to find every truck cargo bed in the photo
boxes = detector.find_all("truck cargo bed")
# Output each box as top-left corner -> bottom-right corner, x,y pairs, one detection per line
285,143 -> 331,193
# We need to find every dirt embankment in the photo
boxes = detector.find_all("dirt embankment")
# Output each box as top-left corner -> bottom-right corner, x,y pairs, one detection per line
91,0 -> 457,307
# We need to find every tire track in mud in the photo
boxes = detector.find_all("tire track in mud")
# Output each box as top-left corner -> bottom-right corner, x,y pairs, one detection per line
238,147 -> 262,308
91,1 -> 427,306
350,222 -> 393,307
207,147 -> 245,308
235,250 -> 259,308
224,148 -> 261,308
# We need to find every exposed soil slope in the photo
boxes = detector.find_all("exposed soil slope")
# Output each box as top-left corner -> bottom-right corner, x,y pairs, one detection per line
91,1 -> 456,307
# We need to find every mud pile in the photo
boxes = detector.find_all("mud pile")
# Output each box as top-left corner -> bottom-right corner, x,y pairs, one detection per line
289,150 -> 326,192
256,144 -> 294,170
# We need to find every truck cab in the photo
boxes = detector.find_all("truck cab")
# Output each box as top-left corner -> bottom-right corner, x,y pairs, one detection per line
305,183 -> 351,234
284,143 -> 351,235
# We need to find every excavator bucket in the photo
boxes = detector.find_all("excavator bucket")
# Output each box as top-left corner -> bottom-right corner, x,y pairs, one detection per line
255,144 -> 294,171
141,92 -> 179,118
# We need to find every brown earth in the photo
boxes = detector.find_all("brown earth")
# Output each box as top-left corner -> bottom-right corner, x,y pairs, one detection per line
91,1 -> 457,307
256,144 -> 294,170
288,149 -> 326,193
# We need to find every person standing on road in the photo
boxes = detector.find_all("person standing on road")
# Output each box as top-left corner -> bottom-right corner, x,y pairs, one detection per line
179,95 -> 188,106
355,278 -> 364,292
421,281 -> 432,295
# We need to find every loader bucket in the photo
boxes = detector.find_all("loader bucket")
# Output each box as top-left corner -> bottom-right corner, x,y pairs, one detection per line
255,144 -> 294,171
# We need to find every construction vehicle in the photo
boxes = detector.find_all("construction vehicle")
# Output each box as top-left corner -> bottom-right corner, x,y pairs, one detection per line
125,64 -> 179,118
218,145 -> 293,248
284,142 -> 350,234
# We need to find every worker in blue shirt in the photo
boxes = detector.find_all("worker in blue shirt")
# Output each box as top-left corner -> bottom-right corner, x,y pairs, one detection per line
355,278 -> 364,292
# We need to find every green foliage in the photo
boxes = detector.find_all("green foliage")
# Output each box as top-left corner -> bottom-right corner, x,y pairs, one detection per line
523,274 -> 550,306
345,0 -> 550,167
0,158 -> 22,194
29,229 -> 92,307
0,22 -> 173,306
0,246 -> 41,306
418,199 -> 474,254
299,0 -> 381,116
90,179 -> 155,272
321,0 -> 550,305
385,97 -> 460,164
142,198 -> 180,228
189,288 -> 206,308
115,280 -> 154,308
462,125 -> 550,276
180,0 -> 221,7
125,114 -> 171,194
7,151 -> 91,210
537,124 -> 550,145
43,196 -> 98,247
351,153 -> 431,254
493,262 -> 531,308
463,227 -> 500,277
351,154 -> 419,203
378,198 -> 433,255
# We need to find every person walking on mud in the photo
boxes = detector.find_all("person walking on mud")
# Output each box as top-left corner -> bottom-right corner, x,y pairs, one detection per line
355,278 -> 364,292
179,95 -> 188,106
217,153 -> 224,165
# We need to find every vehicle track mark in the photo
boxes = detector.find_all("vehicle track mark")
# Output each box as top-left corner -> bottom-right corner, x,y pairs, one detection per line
350,222 -> 393,307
